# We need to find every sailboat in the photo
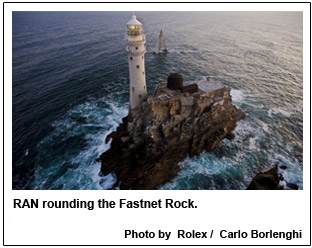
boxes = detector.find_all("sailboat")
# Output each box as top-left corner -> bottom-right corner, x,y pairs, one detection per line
153,30 -> 168,54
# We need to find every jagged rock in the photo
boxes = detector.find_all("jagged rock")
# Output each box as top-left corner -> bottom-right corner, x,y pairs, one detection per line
247,165 -> 299,190
225,131 -> 235,140
98,82 -> 245,189
247,166 -> 281,190
287,183 -> 299,190
247,166 -> 280,190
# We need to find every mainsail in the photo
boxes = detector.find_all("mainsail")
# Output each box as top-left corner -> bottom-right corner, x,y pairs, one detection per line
156,30 -> 167,53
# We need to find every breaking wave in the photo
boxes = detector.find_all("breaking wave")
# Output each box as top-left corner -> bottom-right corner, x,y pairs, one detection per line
230,88 -> 245,107
268,107 -> 293,117
30,97 -> 128,190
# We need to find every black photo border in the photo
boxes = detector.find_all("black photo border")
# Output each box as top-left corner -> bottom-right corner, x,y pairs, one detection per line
3,1 -> 311,246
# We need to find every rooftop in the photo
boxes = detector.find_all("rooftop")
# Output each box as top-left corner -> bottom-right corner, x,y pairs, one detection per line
127,15 -> 142,26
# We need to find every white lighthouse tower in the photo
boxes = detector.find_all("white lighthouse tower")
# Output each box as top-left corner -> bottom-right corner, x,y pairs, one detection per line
125,15 -> 147,109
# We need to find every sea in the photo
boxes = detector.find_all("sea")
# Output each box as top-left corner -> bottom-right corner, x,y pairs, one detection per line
12,11 -> 303,190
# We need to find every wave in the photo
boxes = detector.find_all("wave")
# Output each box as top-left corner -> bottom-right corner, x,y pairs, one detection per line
30,97 -> 128,190
230,89 -> 245,106
268,107 -> 293,117
270,153 -> 303,189
159,49 -> 198,54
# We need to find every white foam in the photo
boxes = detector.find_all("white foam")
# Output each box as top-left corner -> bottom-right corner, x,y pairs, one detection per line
256,119 -> 269,132
268,107 -> 293,117
167,49 -> 197,54
249,137 -> 257,150
271,153 -> 303,189
31,96 -> 128,190
268,108 -> 272,117
230,89 -> 245,105
99,173 -> 117,189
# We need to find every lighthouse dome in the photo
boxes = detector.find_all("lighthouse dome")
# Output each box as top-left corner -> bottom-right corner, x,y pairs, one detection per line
127,15 -> 142,26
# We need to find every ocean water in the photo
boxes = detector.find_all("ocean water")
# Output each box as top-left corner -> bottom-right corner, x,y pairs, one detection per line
12,11 -> 303,190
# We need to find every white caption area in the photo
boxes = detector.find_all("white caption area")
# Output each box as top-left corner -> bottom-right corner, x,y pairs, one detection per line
5,191 -> 310,245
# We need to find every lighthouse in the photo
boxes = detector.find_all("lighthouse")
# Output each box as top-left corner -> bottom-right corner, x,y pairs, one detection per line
125,15 -> 147,109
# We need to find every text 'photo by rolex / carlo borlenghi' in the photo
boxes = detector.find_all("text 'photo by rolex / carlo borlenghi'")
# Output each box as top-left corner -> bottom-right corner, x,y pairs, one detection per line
12,11 -> 303,190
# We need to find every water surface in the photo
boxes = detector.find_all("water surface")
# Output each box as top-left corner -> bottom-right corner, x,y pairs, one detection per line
12,11 -> 303,189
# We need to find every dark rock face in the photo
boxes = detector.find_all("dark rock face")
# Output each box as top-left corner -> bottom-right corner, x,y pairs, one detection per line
247,165 -> 299,190
247,166 -> 281,190
167,73 -> 183,90
99,83 -> 245,189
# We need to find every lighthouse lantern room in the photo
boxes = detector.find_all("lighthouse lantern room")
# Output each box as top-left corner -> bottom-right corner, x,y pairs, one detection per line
125,15 -> 147,109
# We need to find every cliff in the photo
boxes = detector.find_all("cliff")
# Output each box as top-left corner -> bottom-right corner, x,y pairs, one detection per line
98,80 -> 245,189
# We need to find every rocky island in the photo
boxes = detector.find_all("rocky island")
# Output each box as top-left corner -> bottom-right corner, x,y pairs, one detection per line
98,74 -> 245,189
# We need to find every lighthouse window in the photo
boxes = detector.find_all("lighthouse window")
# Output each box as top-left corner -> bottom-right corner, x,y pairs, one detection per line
132,87 -> 135,92
144,85 -> 146,89
138,94 -> 142,98
135,47 -> 138,50
142,56 -> 144,59
142,71 -> 145,75
130,57 -> 133,60
136,65 -> 140,69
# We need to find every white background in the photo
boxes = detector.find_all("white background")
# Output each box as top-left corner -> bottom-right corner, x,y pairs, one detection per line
2,2 -> 311,246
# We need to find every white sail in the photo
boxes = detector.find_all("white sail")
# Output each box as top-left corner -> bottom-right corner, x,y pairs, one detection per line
155,30 -> 167,53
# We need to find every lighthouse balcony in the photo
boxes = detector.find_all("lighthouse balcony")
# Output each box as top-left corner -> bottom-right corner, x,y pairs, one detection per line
125,35 -> 146,44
